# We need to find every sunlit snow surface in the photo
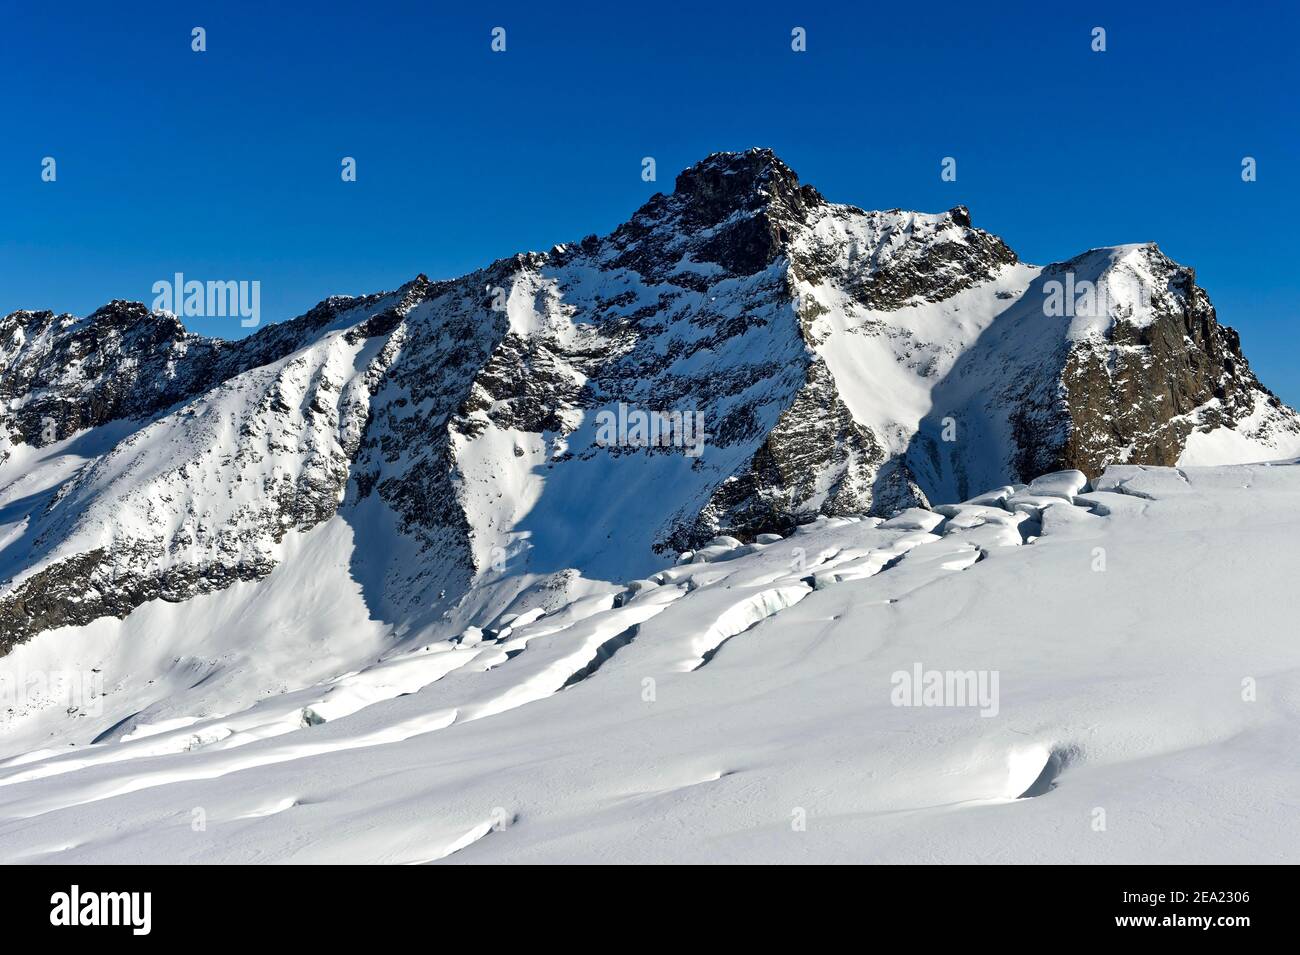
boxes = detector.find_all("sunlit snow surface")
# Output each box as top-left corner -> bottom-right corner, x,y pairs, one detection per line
1,461 -> 1298,863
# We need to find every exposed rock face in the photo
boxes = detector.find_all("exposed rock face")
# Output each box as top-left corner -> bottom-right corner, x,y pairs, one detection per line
2,148 -> 1297,653
0,291 -> 392,453
1,302 -> 200,449
792,202 -> 1019,311
1059,253 -> 1296,475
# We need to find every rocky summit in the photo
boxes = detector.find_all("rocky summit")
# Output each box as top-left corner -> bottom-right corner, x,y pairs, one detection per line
2,148 -> 1298,655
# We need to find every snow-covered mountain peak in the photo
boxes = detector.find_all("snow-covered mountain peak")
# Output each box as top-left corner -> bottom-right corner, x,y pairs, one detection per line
1033,241 -> 1187,340
2,149 -> 1298,662
669,147 -> 821,220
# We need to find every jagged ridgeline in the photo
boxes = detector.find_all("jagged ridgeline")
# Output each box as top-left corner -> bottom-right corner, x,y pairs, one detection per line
2,148 -> 1297,652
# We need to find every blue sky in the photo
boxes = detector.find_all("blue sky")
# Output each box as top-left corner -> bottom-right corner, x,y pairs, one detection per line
3,1 -> 1298,400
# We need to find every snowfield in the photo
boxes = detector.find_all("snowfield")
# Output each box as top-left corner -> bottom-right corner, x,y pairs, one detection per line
2,459 -> 1297,864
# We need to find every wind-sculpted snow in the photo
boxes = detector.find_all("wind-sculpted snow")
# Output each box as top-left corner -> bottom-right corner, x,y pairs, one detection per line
2,461 -> 1299,862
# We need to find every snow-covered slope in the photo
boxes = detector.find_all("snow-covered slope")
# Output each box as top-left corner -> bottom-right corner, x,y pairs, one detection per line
1,460 -> 1298,863
2,150 -> 1299,853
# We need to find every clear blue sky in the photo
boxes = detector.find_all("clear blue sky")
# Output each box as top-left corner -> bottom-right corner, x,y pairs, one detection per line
3,1 -> 1298,401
